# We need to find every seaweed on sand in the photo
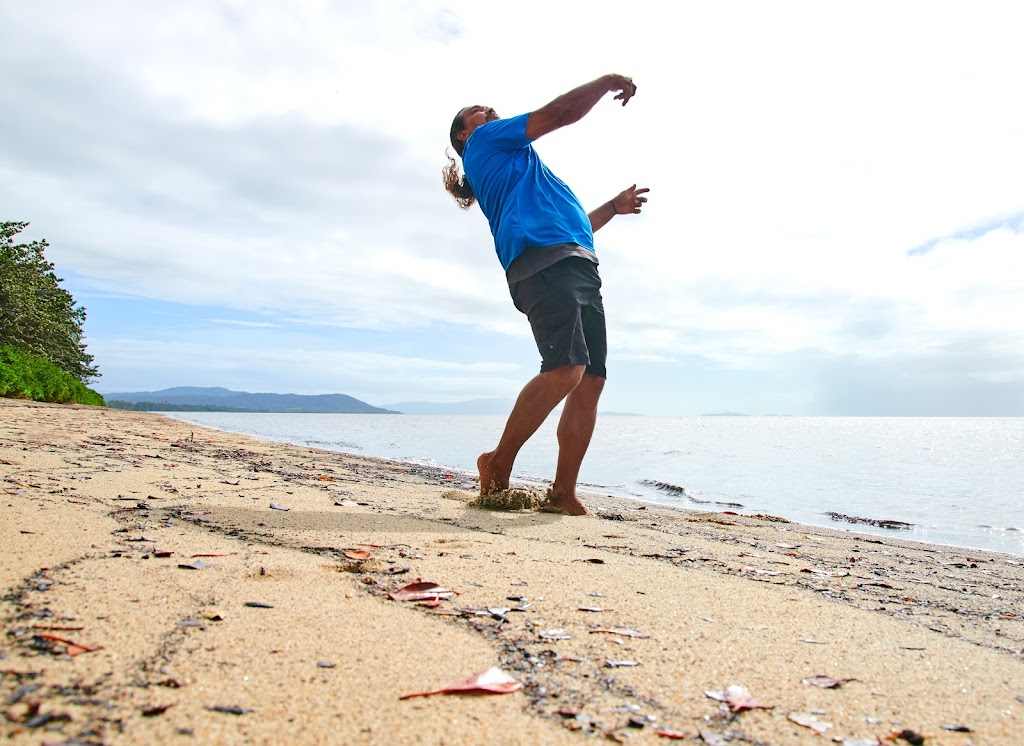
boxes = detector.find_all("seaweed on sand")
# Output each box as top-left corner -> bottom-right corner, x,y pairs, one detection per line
468,488 -> 545,512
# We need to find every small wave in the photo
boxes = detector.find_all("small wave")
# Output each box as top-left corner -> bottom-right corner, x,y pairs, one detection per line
402,457 -> 440,468
304,439 -> 362,450
639,479 -> 744,509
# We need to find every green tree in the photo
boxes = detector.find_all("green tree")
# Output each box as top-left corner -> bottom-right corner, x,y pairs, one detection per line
0,221 -> 99,382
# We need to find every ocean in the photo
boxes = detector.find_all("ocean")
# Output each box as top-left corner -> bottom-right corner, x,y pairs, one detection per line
164,413 -> 1024,556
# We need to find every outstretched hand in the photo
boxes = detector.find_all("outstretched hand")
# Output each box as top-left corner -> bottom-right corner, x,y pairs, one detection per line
608,74 -> 637,106
612,184 -> 650,215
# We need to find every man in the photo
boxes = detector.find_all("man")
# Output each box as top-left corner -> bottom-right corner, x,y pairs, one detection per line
443,73 -> 649,515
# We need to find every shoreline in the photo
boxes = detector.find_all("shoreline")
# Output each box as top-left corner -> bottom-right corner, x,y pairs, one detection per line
161,411 -> 1024,558
2,398 -> 1022,744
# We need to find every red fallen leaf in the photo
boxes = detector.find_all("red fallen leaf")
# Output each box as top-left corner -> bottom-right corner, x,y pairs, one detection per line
38,633 -> 103,656
153,550 -> 174,558
655,729 -> 689,740
344,550 -> 372,561
318,475 -> 335,482
589,628 -> 650,638
723,511 -> 738,515
388,581 -> 458,602
704,685 -> 773,712
399,667 -> 521,700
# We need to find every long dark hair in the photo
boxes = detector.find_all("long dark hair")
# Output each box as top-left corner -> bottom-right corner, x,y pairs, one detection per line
443,109 -> 475,209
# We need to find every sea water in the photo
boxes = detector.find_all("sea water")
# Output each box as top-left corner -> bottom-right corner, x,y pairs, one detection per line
164,413 -> 1024,556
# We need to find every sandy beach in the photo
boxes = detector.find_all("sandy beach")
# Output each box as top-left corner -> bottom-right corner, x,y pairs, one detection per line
1,398 -> 1022,745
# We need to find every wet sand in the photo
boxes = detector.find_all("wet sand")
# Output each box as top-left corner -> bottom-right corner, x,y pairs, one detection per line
1,398 -> 1022,744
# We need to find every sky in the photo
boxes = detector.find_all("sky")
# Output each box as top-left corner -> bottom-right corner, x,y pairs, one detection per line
2,1 -> 1022,415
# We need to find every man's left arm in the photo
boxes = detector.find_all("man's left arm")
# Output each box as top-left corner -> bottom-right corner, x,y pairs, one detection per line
590,184 -> 650,232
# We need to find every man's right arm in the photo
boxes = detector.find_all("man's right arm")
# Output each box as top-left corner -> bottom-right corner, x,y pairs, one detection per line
525,74 -> 637,141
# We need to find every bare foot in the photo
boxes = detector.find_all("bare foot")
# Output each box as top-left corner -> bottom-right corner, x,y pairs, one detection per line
477,451 -> 511,496
543,487 -> 590,516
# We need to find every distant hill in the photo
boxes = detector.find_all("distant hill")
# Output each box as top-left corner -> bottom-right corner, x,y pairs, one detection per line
380,398 -> 514,415
105,387 -> 397,414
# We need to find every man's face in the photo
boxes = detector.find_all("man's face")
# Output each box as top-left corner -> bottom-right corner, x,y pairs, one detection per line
458,105 -> 498,141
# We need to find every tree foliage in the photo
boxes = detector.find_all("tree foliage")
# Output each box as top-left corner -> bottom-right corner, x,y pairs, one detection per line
0,344 -> 105,405
0,221 -> 98,382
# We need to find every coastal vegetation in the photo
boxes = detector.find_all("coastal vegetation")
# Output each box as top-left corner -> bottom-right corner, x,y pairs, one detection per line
0,221 -> 103,405
0,345 -> 105,405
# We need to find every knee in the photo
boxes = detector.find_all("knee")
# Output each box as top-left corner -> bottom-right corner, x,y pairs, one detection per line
547,364 -> 586,390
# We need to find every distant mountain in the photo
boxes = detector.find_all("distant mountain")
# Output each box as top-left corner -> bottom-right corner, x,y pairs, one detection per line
381,398 -> 514,415
104,387 -> 397,414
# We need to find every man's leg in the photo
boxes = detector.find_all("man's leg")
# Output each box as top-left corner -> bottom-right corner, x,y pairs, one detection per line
547,373 -> 604,515
478,364 -> 585,496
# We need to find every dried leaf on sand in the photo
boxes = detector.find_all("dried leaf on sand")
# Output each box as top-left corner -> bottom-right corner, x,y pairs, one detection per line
787,712 -> 832,733
802,674 -> 855,688
37,633 -> 103,656
590,628 -> 650,639
399,667 -> 521,700
388,581 -> 458,602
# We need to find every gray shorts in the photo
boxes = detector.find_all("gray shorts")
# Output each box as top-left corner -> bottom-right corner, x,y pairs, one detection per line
508,257 -> 607,378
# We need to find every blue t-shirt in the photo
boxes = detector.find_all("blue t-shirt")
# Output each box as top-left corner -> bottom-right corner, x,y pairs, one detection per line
462,113 -> 594,270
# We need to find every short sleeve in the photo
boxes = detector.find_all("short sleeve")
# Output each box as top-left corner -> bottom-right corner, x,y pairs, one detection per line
469,113 -> 531,152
